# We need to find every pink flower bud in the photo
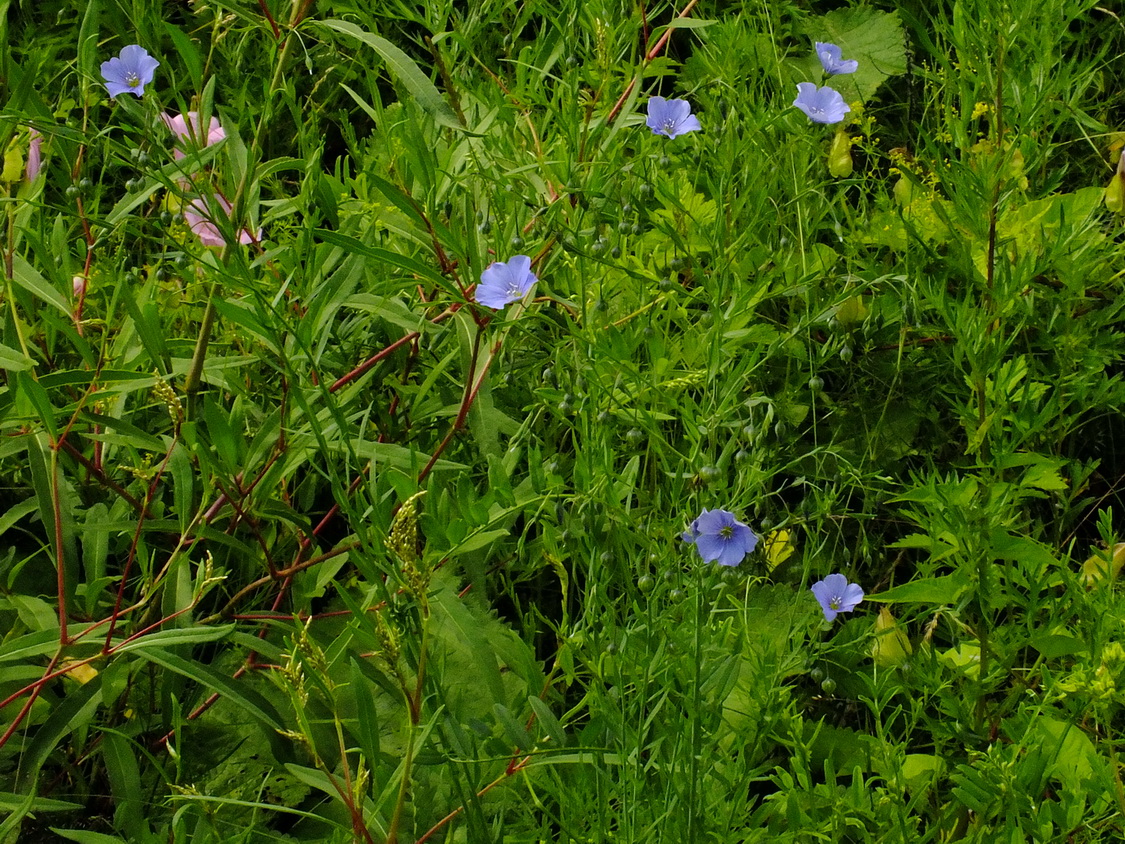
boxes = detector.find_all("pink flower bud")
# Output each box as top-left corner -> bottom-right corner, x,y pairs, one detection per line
184,194 -> 260,247
26,129 -> 42,181
161,111 -> 225,160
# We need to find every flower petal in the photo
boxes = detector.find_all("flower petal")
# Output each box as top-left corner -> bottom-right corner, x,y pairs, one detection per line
694,533 -> 726,563
119,44 -> 150,65
730,523 -> 759,554
507,254 -> 533,284
821,573 -> 848,594
675,114 -> 702,136
668,98 -> 692,123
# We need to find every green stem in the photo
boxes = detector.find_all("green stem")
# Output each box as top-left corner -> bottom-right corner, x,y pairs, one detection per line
387,617 -> 429,844
4,196 -> 28,358
183,282 -> 219,415
183,31 -> 298,415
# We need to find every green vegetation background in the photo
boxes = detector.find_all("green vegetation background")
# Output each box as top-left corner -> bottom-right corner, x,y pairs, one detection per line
2,0 -> 1125,841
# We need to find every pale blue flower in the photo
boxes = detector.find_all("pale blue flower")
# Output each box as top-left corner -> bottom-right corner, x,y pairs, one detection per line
793,83 -> 850,124
811,573 -> 864,621
815,42 -> 858,75
683,508 -> 758,566
101,45 -> 159,98
646,97 -> 702,139
476,255 -> 537,309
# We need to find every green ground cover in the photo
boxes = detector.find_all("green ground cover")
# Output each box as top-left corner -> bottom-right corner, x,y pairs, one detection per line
2,0 -> 1125,840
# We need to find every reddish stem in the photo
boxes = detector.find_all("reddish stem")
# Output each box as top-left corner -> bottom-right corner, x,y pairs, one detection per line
606,0 -> 701,125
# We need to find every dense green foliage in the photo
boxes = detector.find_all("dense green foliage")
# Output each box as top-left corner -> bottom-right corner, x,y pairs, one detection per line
3,0 -> 1125,841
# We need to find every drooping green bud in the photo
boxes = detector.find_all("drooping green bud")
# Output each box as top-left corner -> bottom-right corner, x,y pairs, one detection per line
828,127 -> 853,178
871,607 -> 912,668
1105,172 -> 1125,214
1,140 -> 23,183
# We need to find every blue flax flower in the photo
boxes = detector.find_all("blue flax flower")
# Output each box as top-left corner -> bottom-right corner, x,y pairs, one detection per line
815,42 -> 859,75
476,255 -> 537,309
101,45 -> 159,98
811,573 -> 864,621
792,83 -> 850,125
646,97 -> 702,139
682,508 -> 758,567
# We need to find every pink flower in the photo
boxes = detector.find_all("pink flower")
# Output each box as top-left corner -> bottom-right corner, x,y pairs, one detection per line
161,112 -> 225,160
184,194 -> 259,247
26,129 -> 42,181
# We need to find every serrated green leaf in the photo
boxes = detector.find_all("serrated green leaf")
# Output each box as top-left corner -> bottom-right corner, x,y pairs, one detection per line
802,8 -> 907,102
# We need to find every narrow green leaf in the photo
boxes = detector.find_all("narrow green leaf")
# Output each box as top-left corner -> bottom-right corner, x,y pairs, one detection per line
314,228 -> 447,286
130,646 -> 284,730
318,19 -> 465,130
100,730 -> 143,835
0,496 -> 37,539
76,0 -> 101,83
17,373 -> 58,438
0,628 -> 64,663
17,675 -> 103,791
646,17 -> 717,51
350,657 -> 381,764
0,793 -> 82,812
0,340 -> 32,371
11,254 -> 69,316
169,440 -> 194,534
164,22 -> 202,91
527,696 -> 566,746
48,831 -> 126,844
113,623 -> 236,654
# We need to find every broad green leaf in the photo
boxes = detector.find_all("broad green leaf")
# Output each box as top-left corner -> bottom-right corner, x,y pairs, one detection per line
1029,633 -> 1086,659
803,8 -> 907,102
901,754 -> 942,793
867,573 -> 969,604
